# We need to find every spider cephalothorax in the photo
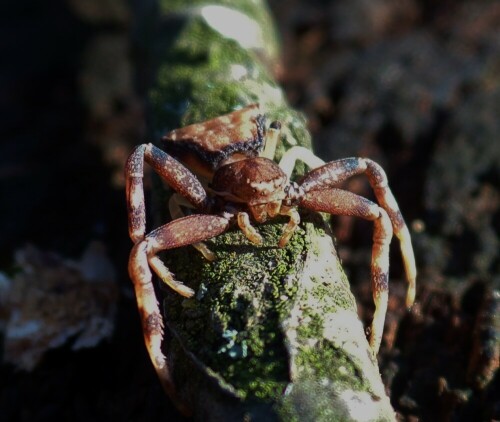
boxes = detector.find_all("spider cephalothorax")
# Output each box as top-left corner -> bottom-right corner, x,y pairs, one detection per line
125,104 -> 417,408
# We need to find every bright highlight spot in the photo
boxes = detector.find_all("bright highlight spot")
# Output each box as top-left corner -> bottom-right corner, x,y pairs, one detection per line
201,6 -> 264,50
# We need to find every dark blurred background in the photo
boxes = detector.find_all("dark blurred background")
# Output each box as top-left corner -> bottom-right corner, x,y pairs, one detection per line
0,0 -> 498,420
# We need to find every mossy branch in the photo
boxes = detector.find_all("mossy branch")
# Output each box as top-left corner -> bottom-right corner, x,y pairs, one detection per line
146,1 -> 396,420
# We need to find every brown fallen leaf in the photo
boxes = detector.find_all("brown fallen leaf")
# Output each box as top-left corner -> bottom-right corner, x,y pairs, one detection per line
1,242 -> 118,371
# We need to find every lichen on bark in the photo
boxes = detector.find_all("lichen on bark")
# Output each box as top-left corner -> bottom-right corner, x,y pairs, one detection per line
146,0 -> 396,420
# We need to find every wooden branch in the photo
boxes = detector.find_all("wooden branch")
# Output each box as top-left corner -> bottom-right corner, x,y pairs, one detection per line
144,0 -> 396,420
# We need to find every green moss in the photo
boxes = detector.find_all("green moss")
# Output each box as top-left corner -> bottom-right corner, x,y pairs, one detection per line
296,312 -> 324,339
295,341 -> 364,391
160,0 -> 280,62
163,219 -> 310,400
149,12 -> 280,136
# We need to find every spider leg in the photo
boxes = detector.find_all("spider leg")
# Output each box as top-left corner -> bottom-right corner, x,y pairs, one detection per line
125,143 -> 219,412
261,121 -> 282,160
168,193 -> 216,261
237,212 -> 263,245
128,214 -> 230,413
300,157 -> 416,308
278,146 -> 326,178
278,206 -> 301,248
300,188 -> 393,354
125,143 -> 210,243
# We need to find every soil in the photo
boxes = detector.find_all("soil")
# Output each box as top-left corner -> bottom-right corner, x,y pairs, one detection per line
0,0 -> 498,421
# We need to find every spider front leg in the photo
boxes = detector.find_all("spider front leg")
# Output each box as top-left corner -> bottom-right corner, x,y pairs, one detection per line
300,188 -> 393,354
125,144 -> 221,413
168,193 -> 217,261
126,143 -> 211,243
300,157 -> 417,308
129,214 -> 230,414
